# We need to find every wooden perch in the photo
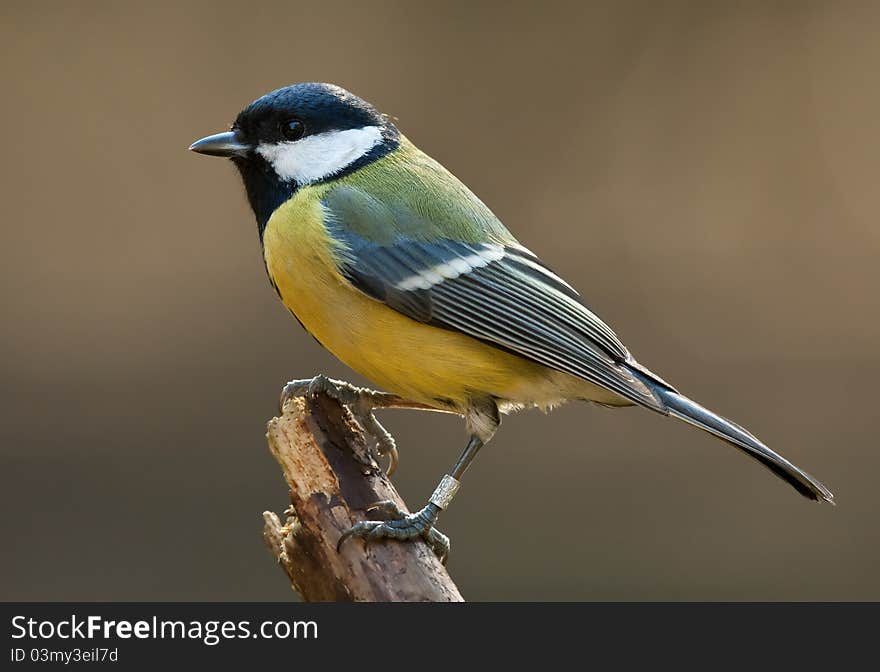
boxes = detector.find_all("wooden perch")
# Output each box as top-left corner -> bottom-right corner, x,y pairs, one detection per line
262,391 -> 464,602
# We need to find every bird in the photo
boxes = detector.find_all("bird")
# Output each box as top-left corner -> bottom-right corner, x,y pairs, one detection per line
190,82 -> 833,561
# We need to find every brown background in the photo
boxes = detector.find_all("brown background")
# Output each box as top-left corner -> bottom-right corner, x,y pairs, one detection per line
2,1 -> 877,600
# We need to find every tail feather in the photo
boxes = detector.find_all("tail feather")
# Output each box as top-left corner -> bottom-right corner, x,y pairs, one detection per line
628,367 -> 834,503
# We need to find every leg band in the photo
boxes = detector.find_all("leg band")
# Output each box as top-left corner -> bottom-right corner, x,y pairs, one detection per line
428,474 -> 461,510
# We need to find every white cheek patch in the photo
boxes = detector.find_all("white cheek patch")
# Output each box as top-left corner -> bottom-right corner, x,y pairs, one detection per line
257,126 -> 384,184
395,244 -> 506,291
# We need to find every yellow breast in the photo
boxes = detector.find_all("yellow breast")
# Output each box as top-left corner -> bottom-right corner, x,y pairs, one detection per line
262,189 -> 618,411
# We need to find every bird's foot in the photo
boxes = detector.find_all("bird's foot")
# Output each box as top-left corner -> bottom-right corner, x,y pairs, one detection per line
337,501 -> 450,563
280,375 -> 400,475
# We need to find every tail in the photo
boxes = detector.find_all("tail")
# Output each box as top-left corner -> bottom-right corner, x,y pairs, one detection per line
628,366 -> 834,503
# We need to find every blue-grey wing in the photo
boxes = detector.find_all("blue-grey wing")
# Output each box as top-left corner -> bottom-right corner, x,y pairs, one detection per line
323,190 -> 662,410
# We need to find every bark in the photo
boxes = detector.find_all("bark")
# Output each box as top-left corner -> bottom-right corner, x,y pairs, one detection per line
262,392 -> 464,602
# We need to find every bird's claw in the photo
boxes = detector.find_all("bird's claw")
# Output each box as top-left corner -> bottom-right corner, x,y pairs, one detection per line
280,375 -> 399,476
337,502 -> 450,563
280,374 -> 360,408
365,500 -> 408,518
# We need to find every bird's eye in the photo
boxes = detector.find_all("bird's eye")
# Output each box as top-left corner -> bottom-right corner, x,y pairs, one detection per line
280,119 -> 305,141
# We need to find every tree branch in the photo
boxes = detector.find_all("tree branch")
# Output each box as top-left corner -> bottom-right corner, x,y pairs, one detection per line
261,392 -> 464,602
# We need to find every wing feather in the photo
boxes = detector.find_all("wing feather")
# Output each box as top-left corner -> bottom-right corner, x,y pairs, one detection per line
323,189 -> 662,409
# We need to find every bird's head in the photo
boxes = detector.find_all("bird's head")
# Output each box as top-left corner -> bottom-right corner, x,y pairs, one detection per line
190,82 -> 399,230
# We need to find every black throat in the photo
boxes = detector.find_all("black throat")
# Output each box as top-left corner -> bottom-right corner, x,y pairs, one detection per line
233,155 -> 296,241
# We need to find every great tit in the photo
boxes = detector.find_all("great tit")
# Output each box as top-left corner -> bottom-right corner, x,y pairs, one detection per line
190,82 -> 832,560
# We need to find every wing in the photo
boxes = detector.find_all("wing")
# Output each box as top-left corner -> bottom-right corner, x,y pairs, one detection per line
322,185 -> 663,410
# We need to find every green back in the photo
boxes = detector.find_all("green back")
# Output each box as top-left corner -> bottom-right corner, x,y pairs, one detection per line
325,137 -> 517,246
